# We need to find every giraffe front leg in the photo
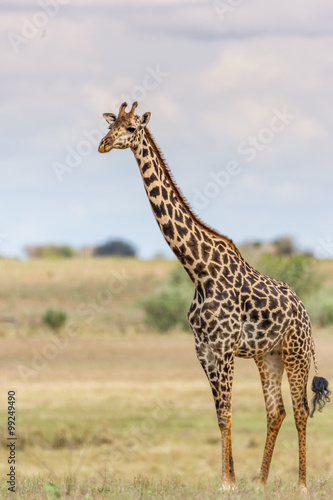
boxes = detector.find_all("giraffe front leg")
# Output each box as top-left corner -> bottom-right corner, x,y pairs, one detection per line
196,343 -> 236,488
216,392 -> 235,489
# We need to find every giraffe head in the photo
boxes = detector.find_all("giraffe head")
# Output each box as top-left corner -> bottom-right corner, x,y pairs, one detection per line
98,101 -> 151,153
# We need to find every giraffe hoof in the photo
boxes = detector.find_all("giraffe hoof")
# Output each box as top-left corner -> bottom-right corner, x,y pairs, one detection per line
219,482 -> 236,492
299,484 -> 308,496
255,481 -> 266,491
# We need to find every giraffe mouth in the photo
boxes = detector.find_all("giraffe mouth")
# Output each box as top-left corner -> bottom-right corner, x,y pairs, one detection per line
98,139 -> 113,153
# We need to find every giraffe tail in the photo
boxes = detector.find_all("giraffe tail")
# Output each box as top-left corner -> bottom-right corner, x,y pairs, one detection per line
310,337 -> 331,418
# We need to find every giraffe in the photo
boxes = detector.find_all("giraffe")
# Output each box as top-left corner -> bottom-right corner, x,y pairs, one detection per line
98,101 -> 330,490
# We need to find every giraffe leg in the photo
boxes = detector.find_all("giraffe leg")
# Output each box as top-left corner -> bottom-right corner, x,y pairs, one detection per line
195,343 -> 236,488
215,354 -> 236,489
217,385 -> 236,489
282,347 -> 311,490
255,351 -> 286,486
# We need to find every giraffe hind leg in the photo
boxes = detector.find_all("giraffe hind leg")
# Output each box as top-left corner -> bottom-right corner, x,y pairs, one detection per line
282,333 -> 311,489
255,350 -> 286,486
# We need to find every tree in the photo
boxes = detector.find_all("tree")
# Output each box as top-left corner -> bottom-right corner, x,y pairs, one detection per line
93,238 -> 137,257
272,237 -> 296,256
25,244 -> 75,259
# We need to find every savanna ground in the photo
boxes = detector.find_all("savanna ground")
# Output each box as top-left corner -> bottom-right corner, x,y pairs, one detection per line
0,257 -> 333,499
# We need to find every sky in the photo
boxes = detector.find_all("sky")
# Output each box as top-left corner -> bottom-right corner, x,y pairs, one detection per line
1,0 -> 333,259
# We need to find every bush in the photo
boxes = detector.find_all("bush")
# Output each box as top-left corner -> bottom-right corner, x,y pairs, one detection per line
143,285 -> 192,332
305,291 -> 333,327
142,263 -> 193,332
169,262 -> 193,287
43,309 -> 67,332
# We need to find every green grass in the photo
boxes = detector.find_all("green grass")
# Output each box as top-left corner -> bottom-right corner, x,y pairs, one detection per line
1,476 -> 333,499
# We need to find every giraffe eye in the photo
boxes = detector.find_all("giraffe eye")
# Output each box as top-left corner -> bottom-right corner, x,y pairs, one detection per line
127,127 -> 136,133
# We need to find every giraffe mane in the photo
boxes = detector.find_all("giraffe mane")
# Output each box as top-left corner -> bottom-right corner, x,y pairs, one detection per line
144,128 -> 241,257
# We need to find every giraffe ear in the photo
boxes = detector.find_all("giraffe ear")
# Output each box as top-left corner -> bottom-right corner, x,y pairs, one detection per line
141,112 -> 151,128
103,113 -> 117,125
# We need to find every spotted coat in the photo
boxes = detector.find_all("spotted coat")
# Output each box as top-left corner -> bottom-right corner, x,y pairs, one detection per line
98,101 -> 323,490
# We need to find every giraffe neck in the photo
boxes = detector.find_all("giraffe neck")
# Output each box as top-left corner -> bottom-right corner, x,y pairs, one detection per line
131,128 -> 241,286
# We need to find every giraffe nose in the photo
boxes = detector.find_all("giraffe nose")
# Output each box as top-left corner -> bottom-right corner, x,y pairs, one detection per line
98,138 -> 111,153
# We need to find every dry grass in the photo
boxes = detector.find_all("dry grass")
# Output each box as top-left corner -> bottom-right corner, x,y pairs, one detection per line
0,257 -> 175,337
0,334 -> 333,498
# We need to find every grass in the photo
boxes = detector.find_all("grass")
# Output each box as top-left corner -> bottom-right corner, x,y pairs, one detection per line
0,335 -> 333,498
0,257 -> 333,498
1,476 -> 333,499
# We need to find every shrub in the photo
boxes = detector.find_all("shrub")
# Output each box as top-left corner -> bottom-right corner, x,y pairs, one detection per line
305,291 -> 333,327
169,262 -> 193,287
143,285 -> 192,332
142,263 -> 193,332
43,308 -> 67,332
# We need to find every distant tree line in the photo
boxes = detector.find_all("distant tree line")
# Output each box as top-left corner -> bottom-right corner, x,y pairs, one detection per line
25,245 -> 75,259
25,239 -> 137,259
239,236 -> 314,257
24,236 -> 310,260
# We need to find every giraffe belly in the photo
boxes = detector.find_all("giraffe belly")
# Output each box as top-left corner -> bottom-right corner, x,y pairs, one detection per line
234,321 -> 286,359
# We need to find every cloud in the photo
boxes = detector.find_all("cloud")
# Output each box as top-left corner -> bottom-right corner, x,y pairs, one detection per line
1,0 -> 333,257
198,36 -> 333,147
5,1 -> 333,49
